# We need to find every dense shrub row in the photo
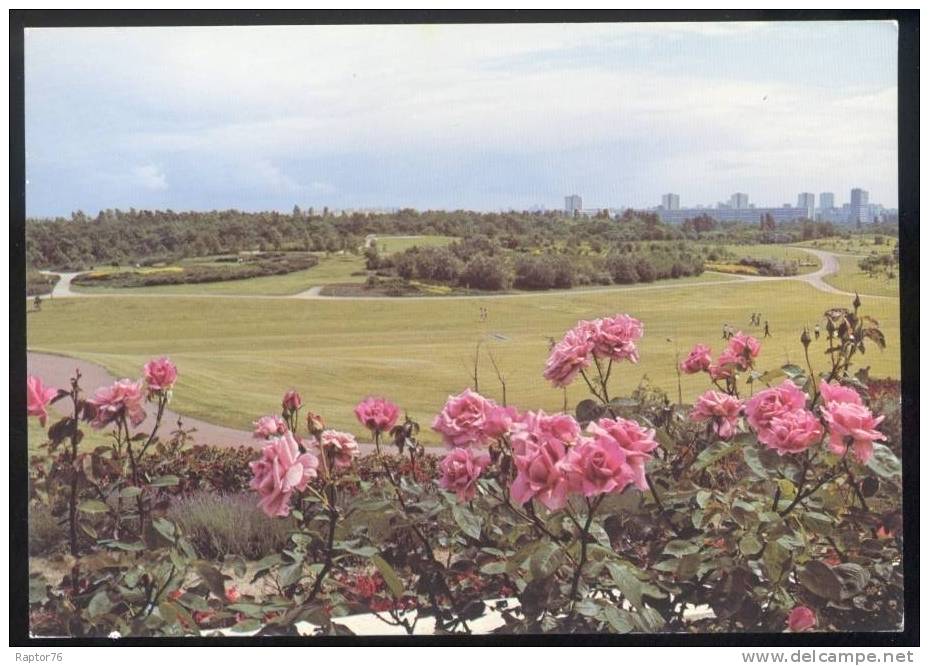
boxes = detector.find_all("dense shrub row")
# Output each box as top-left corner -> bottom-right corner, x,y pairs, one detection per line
737,257 -> 800,277
859,253 -> 898,276
26,271 -> 59,296
71,253 -> 319,288
375,239 -> 705,292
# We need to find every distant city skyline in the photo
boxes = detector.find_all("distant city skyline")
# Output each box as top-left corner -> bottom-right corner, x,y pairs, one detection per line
25,21 -> 898,217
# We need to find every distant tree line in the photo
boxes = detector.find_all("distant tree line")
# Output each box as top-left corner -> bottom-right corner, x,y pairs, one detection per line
26,206 -> 881,271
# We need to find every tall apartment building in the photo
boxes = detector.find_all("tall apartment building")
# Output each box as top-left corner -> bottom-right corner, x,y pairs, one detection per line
797,192 -> 815,219
661,193 -> 680,210
850,188 -> 869,224
819,192 -> 835,211
564,194 -> 583,216
729,192 -> 749,209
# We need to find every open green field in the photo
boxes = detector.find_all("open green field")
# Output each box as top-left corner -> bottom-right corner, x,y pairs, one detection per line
27,419 -> 114,457
823,254 -> 900,298
27,278 -> 900,445
372,235 -> 456,254
794,235 -> 896,256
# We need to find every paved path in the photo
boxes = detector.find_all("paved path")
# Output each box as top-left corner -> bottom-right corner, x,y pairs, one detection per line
40,271 -> 84,298
26,351 -> 378,453
32,248 -> 894,303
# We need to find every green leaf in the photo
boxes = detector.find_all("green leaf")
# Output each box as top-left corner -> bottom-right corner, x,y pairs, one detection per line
866,444 -> 901,480
529,541 -> 564,580
451,503 -> 482,540
742,445 -> 770,479
575,399 -> 604,424
150,475 -> 180,487
605,561 -> 643,609
152,517 -> 177,543
798,561 -> 843,602
739,534 -> 763,557
761,539 -> 791,584
800,511 -> 834,536
600,604 -> 634,633
574,598 -> 600,617
834,563 -> 870,600
480,561 -> 507,575
195,562 -> 229,599
87,590 -> 112,618
695,490 -> 712,508
371,555 -> 405,599
675,553 -> 701,579
120,486 -> 143,498
79,499 -> 109,514
229,618 -> 262,633
336,543 -> 379,557
278,561 -> 304,588
107,540 -> 145,551
663,539 -> 700,557
693,440 -> 739,471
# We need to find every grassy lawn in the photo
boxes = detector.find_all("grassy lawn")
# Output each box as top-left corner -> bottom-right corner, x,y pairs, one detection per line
718,244 -> 821,274
373,235 -> 456,254
71,254 -> 366,296
27,279 -> 900,444
794,236 -> 897,256
27,418 -> 114,457
823,254 -> 900,298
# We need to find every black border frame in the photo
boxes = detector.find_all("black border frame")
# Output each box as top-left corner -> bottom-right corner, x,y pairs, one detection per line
9,8 -> 919,648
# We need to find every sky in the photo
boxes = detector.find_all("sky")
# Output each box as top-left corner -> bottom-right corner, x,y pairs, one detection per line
24,21 -> 899,217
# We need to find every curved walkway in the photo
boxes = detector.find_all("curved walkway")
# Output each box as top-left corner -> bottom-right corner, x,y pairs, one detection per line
33,247 -> 893,303
26,351 -> 377,453
34,248 -> 892,302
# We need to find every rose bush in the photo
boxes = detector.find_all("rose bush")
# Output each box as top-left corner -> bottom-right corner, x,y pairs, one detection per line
27,295 -> 903,636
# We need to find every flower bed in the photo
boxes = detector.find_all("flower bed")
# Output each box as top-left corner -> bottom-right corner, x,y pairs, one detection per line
26,295 -> 902,636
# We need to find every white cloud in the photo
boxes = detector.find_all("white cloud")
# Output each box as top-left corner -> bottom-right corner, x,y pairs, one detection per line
24,22 -> 899,212
131,164 -> 168,190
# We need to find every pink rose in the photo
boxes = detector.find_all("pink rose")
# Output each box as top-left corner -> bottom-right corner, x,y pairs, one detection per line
822,401 -> 886,464
591,314 -> 643,363
787,606 -> 817,632
354,396 -> 400,434
484,404 -> 520,439
690,390 -> 743,440
510,438 -> 572,511
86,379 -> 146,429
744,381 -> 808,440
432,389 -> 500,447
282,390 -> 303,413
681,344 -> 712,374
762,408 -> 824,455
565,435 -> 635,497
819,380 -> 863,407
510,410 -> 581,455
724,332 -> 761,370
438,447 -> 491,502
143,357 -> 177,395
543,323 -> 595,388
249,431 -> 319,517
253,414 -> 287,439
320,429 -> 360,469
27,375 -> 59,426
584,417 -> 658,491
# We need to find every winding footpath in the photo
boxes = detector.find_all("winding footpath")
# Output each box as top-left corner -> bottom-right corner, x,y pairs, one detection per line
34,247 -> 887,302
26,247 -> 895,448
